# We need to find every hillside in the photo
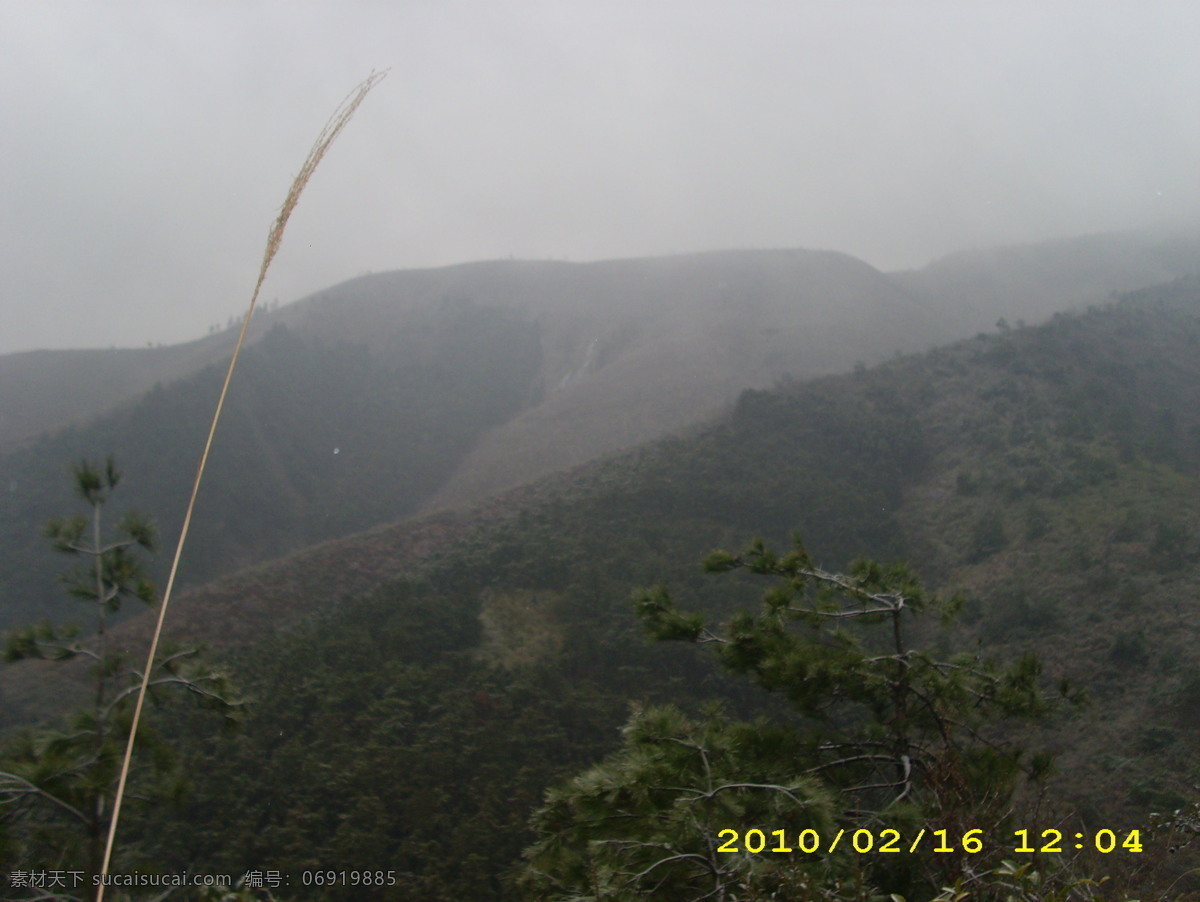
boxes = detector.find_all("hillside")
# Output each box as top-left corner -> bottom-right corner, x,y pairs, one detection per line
892,227 -> 1200,332
5,275 -> 1195,898
0,305 -> 543,628
0,317 -> 284,452
4,234 -> 1196,633
5,247 -> 935,629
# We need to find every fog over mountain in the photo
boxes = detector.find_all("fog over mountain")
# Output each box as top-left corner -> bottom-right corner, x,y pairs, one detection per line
0,244 -> 947,628
5,228 -> 1195,453
1,1 -> 1197,355
2,228 -> 1196,635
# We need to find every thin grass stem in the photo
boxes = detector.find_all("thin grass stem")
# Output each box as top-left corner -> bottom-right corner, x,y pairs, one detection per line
95,70 -> 386,900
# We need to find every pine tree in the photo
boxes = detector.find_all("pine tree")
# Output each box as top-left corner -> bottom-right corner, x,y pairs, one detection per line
522,705 -> 836,901
0,457 -> 241,890
522,536 -> 1082,900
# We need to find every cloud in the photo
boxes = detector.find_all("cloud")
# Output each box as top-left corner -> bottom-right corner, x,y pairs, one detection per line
1,0 -> 1196,352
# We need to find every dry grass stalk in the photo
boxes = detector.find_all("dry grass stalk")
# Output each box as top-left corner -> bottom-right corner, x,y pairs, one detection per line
96,70 -> 387,900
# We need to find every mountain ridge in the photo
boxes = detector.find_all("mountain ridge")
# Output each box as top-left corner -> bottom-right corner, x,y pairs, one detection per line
6,228 -> 1196,452
0,246 -> 941,627
2,231 -> 1196,630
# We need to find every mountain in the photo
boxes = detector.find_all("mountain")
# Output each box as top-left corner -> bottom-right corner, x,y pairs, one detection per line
279,249 -> 940,510
5,274 -> 1199,898
7,230 -> 1196,457
891,227 -> 1200,332
0,248 -> 937,630
4,234 -> 1196,633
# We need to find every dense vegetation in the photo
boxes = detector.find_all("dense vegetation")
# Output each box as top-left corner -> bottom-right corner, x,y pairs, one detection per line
4,276 -> 1200,898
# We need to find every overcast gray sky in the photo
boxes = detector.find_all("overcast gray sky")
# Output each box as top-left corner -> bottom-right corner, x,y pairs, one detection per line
1,1 -> 1197,354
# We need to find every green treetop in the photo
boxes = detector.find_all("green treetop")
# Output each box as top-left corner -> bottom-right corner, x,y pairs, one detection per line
0,457 -> 241,891
523,536 -> 1083,900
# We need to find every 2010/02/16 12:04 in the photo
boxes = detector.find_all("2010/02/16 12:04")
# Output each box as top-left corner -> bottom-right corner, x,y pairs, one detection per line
715,827 -> 1144,855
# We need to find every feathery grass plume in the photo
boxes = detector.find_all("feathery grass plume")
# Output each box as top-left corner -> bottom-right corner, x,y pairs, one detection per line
257,69 -> 387,300
96,70 -> 387,899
